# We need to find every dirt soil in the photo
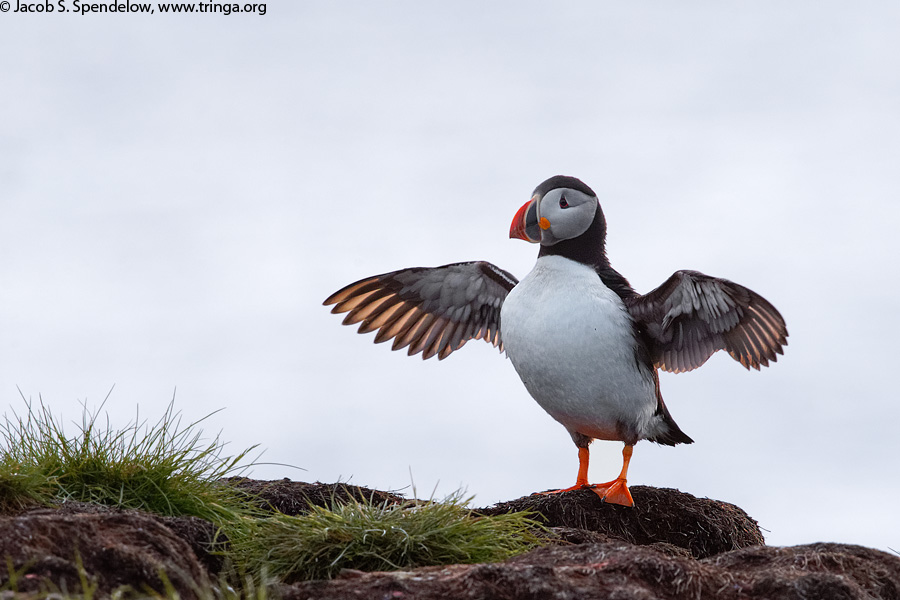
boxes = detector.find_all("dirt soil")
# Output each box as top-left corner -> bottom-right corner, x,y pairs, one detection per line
1,480 -> 898,599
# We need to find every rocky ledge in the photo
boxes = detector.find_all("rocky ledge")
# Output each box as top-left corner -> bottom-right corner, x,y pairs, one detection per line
1,481 -> 897,599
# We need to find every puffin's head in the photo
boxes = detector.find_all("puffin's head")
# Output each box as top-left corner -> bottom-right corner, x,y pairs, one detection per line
509,176 -> 600,246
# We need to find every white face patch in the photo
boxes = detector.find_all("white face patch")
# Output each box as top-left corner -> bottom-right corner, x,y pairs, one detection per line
536,188 -> 597,246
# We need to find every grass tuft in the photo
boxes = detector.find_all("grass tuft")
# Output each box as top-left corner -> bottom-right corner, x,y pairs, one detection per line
226,489 -> 544,582
0,398 -> 259,523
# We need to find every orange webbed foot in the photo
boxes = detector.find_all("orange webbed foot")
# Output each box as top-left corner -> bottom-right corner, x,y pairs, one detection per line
588,477 -> 633,507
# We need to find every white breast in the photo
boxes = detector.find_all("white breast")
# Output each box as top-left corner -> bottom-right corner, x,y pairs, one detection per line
500,255 -> 658,442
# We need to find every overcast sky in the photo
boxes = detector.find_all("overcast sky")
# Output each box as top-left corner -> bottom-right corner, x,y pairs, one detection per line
2,3 -> 898,552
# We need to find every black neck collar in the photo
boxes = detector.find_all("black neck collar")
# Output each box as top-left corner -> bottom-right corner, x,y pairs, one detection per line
537,204 -> 637,300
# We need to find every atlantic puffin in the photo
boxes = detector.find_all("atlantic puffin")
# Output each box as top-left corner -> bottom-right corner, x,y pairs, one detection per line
323,175 -> 787,506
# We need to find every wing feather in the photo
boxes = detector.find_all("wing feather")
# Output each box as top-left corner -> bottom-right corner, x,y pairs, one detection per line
400,313 -> 438,353
374,305 -> 416,343
358,299 -> 405,334
391,312 -> 429,351
342,290 -> 394,326
331,282 -> 382,313
432,320 -> 461,360
417,318 -> 447,359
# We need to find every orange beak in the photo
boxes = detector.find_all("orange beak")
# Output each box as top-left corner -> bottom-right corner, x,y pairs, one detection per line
509,197 -> 540,243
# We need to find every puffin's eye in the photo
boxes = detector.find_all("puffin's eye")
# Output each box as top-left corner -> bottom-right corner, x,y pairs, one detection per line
559,196 -> 569,209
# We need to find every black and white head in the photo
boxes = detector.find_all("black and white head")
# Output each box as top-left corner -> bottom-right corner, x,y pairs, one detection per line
509,176 -> 603,247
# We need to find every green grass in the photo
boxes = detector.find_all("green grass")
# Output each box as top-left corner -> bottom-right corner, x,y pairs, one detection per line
226,490 -> 544,582
0,399 -> 547,592
0,398 -> 259,523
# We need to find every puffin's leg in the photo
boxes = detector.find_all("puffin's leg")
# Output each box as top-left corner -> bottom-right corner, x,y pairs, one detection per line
539,446 -> 592,494
589,444 -> 634,507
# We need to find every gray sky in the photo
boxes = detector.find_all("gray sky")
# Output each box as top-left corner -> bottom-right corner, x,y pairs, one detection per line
2,3 -> 899,551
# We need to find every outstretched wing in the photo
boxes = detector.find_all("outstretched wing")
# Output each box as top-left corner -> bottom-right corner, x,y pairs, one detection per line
627,270 -> 788,373
323,261 -> 518,360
